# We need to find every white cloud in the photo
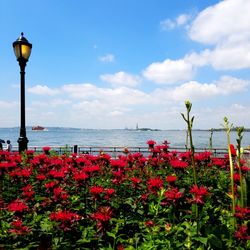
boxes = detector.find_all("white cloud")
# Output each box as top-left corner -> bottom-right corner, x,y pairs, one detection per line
61,83 -> 149,106
143,59 -> 194,84
62,83 -> 101,99
98,54 -> 115,62
28,85 -> 59,96
176,14 -> 191,26
160,13 -> 191,30
0,101 -> 18,108
208,44 -> 250,70
109,111 -> 123,117
100,71 -> 141,87
152,76 -> 249,102
160,19 -> 176,30
184,0 -> 250,71
189,0 -> 250,45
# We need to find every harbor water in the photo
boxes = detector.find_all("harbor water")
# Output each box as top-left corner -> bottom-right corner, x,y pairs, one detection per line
0,127 -> 250,149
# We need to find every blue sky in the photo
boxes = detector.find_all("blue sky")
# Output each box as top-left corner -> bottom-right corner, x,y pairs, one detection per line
0,0 -> 250,129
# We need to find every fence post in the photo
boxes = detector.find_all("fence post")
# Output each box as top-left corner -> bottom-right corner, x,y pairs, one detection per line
73,145 -> 78,154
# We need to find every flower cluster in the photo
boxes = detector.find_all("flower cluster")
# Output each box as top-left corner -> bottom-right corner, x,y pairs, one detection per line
0,140 -> 249,249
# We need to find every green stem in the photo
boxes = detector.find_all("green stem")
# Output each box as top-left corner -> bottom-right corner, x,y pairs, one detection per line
236,128 -> 245,208
224,118 -> 235,229
187,109 -> 197,186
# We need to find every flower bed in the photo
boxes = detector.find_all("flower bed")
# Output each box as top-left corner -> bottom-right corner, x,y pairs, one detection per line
0,143 -> 249,249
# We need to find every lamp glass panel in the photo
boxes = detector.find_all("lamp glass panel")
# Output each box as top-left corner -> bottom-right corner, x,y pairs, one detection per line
20,44 -> 31,60
13,44 -> 21,59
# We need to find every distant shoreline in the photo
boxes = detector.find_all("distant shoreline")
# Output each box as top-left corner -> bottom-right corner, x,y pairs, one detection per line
0,127 -> 250,132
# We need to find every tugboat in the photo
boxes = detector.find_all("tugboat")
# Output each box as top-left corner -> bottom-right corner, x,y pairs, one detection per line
32,126 -> 45,131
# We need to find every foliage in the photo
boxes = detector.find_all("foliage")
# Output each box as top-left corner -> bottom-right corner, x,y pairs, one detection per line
0,141 -> 249,249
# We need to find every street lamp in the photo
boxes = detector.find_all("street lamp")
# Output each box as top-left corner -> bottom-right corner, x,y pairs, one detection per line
13,32 -> 32,152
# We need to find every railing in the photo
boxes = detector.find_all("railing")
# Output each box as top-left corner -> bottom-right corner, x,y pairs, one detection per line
9,145 -> 242,158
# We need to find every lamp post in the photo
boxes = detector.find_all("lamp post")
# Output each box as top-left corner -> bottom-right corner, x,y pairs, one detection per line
13,32 -> 32,152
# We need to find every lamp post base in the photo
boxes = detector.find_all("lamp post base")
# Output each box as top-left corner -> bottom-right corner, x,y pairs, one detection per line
18,136 -> 29,153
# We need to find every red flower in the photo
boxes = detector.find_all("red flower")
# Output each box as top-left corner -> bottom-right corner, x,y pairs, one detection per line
233,173 -> 241,183
50,210 -> 80,223
48,169 -> 65,179
170,159 -> 189,169
147,177 -> 163,193
145,220 -> 154,227
53,187 -> 64,197
234,205 -> 250,220
91,206 -> 112,231
73,171 -> 89,182
8,199 -> 28,213
50,210 -> 80,231
179,151 -> 192,161
230,144 -> 237,157
112,170 -> 125,185
21,185 -> 35,199
189,185 -> 209,204
25,150 -> 35,156
20,168 -> 32,178
117,244 -> 124,250
36,174 -> 46,181
83,165 -> 100,173
110,159 -> 127,169
42,146 -> 51,152
0,161 -> 16,169
241,165 -> 250,172
9,219 -> 30,235
234,225 -> 250,240
147,140 -> 156,148
165,188 -> 183,203
195,151 -> 212,162
211,157 -> 226,168
92,207 -> 112,222
131,177 -> 142,189
104,188 -> 115,200
45,181 -> 58,189
166,175 -> 177,184
90,186 -> 104,199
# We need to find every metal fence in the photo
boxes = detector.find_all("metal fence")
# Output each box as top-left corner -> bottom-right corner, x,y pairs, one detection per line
9,145 -> 242,158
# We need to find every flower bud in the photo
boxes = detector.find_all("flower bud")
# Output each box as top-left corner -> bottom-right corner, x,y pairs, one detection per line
185,100 -> 192,111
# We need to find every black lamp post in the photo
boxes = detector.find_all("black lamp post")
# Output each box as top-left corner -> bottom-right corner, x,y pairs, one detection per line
13,32 -> 32,152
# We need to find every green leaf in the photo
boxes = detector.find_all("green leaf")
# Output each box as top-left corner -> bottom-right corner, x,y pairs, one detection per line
40,218 -> 53,232
181,113 -> 187,122
106,231 -> 116,239
193,236 -> 208,245
208,234 -> 222,249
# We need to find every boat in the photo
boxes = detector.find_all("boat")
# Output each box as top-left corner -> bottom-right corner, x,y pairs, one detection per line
32,126 -> 45,131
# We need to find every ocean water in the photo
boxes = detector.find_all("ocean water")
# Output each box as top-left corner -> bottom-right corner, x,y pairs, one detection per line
0,127 -> 250,149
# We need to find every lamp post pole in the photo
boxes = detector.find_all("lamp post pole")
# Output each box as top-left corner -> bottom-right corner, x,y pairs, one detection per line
13,33 -> 32,153
18,58 -> 28,152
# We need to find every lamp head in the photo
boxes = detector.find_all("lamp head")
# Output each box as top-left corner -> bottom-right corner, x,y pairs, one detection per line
13,32 -> 32,61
